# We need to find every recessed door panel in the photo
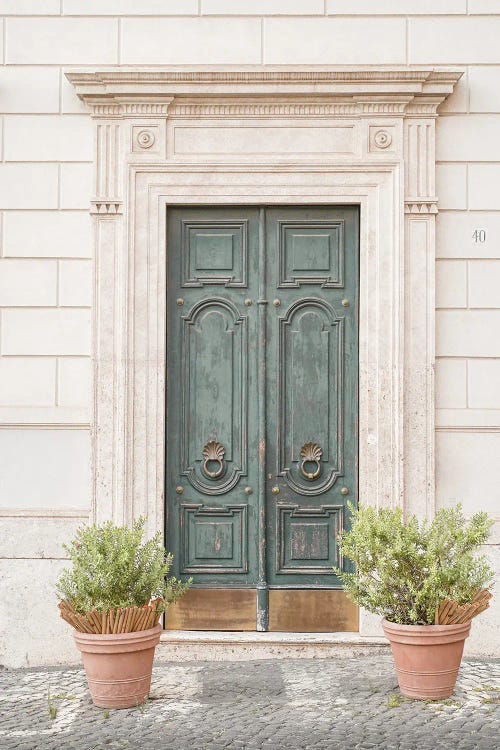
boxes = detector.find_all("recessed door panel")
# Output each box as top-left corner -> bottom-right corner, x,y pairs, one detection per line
181,220 -> 248,287
165,205 -> 358,631
181,502 -> 248,574
279,298 -> 344,496
278,221 -> 344,288
276,504 -> 342,574
181,297 -> 247,495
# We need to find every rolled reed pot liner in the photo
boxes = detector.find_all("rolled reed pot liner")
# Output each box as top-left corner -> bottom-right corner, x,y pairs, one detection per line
58,600 -> 163,634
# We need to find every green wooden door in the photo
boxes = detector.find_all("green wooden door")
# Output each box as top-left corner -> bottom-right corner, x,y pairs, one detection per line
166,206 -> 359,632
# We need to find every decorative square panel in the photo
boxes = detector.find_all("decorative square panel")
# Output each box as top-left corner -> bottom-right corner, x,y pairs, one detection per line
195,233 -> 234,271
194,522 -> 234,559
292,233 -> 331,271
132,125 -> 160,153
181,503 -> 248,574
276,504 -> 342,575
290,522 -> 330,560
278,221 -> 344,288
368,125 -> 396,153
181,220 -> 248,287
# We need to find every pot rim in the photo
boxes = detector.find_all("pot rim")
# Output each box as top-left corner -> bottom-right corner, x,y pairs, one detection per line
73,624 -> 161,643
382,618 -> 471,633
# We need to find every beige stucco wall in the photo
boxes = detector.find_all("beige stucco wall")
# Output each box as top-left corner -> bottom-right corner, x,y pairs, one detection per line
0,1 -> 498,667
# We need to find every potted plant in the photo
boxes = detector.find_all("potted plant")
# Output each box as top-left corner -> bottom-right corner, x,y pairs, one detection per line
56,517 -> 190,709
335,504 -> 494,700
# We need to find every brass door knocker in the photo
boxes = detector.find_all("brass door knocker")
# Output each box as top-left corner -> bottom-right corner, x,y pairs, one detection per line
300,442 -> 323,480
202,440 -> 225,479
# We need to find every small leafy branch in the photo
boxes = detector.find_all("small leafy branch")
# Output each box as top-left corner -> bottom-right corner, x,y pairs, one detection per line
57,517 -> 190,631
47,689 -> 57,720
335,503 -> 494,625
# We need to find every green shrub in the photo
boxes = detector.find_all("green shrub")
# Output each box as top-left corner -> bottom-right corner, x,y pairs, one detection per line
334,504 -> 494,625
56,517 -> 190,614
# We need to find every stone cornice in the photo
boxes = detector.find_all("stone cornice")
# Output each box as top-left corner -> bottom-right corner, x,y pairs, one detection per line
66,67 -> 463,117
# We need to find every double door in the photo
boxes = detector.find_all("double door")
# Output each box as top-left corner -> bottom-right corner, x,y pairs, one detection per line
165,206 -> 358,631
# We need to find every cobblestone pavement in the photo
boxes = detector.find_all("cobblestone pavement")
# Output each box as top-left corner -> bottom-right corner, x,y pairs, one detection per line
0,656 -> 499,750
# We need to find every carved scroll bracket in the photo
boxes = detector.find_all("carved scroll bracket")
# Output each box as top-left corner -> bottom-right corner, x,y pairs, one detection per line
404,117 -> 438,203
90,200 -> 123,216
404,201 -> 438,215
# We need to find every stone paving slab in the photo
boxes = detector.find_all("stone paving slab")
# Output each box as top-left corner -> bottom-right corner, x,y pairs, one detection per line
0,655 -> 499,750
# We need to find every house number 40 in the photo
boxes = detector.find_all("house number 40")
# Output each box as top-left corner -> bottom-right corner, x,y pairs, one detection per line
472,229 -> 486,243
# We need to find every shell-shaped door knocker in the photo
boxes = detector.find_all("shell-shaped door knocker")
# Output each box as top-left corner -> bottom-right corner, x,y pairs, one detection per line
300,442 -> 323,480
202,440 -> 226,479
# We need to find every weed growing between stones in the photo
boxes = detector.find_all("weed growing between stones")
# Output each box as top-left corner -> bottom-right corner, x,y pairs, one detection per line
47,688 -> 57,720
387,694 -> 403,708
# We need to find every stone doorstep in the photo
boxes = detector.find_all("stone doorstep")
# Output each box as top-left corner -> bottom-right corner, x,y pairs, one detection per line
157,630 -> 389,661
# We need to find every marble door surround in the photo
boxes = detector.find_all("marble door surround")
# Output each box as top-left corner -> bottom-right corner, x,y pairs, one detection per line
68,69 -> 461,636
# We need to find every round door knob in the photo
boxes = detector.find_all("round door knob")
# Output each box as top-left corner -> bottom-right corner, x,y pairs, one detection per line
273,299 -> 281,307
341,299 -> 350,307
176,298 -> 184,306
272,486 -> 280,495
340,487 -> 349,495
244,299 -> 253,306
244,486 -> 253,495
176,486 -> 184,494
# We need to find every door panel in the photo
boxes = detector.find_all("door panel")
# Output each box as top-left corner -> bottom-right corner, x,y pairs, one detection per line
166,207 -> 260,593
165,205 -> 358,631
265,207 -> 358,591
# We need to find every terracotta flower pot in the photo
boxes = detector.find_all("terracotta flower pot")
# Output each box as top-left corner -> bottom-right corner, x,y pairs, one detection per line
73,624 -> 161,709
382,619 -> 471,700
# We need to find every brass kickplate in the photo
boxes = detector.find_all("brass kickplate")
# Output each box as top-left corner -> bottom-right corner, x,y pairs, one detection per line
269,590 -> 358,632
165,589 -> 256,631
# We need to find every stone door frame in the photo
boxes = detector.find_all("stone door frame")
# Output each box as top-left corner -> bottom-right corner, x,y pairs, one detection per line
68,68 -> 461,636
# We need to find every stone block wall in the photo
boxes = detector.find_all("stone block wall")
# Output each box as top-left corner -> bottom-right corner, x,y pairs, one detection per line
0,1 -> 498,666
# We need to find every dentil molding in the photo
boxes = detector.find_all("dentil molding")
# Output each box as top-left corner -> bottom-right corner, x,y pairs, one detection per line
66,68 -> 462,562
